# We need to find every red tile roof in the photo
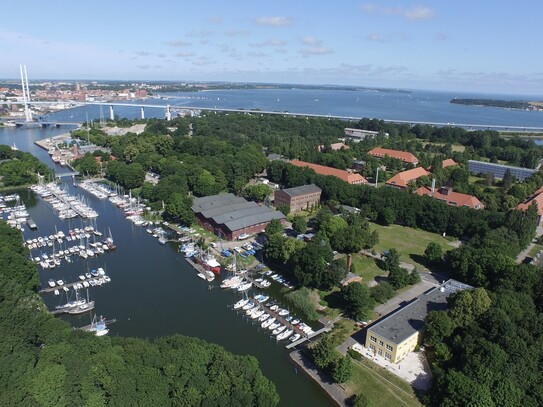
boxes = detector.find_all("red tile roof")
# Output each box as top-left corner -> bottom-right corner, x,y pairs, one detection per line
290,160 -> 368,185
368,147 -> 419,164
386,167 -> 430,188
416,186 -> 484,210
442,159 -> 458,169
517,186 -> 543,216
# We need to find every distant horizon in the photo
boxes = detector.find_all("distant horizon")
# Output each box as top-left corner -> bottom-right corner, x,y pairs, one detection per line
2,76 -> 543,99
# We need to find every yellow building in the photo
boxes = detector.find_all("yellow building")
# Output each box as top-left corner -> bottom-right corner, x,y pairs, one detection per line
364,280 -> 471,363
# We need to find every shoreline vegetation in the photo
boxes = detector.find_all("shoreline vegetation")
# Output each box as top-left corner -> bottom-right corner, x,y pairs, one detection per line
450,98 -> 543,111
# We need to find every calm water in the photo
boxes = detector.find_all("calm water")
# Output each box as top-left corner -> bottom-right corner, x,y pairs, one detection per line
43,87 -> 543,128
0,126 -> 333,407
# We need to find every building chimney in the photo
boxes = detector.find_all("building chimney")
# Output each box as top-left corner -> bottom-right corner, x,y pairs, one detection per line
431,178 -> 436,195
346,254 -> 353,272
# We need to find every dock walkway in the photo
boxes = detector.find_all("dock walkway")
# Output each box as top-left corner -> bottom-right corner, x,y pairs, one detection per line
285,324 -> 333,349
40,276 -> 109,294
184,257 -> 215,281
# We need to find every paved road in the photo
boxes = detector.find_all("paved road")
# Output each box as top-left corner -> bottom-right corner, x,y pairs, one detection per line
374,280 -> 437,317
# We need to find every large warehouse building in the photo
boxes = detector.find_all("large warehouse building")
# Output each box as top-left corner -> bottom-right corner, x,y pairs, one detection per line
192,193 -> 286,240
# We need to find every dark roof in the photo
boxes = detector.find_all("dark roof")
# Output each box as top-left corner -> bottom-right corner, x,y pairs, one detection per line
201,201 -> 256,219
224,210 -> 286,232
280,184 -> 322,197
192,193 -> 242,213
213,205 -> 269,225
368,279 -> 472,344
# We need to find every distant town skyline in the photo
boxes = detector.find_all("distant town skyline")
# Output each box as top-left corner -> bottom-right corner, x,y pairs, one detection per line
1,1 -> 542,96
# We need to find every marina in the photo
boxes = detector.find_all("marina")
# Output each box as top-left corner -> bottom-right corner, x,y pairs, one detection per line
1,123 -> 336,407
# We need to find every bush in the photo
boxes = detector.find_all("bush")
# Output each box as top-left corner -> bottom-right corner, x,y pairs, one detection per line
370,282 -> 395,304
285,287 -> 320,321
347,348 -> 363,361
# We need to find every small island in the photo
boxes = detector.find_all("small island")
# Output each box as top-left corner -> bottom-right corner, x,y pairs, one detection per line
450,98 -> 542,111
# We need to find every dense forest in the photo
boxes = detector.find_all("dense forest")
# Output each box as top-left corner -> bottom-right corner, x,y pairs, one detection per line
0,221 -> 279,406
0,145 -> 52,187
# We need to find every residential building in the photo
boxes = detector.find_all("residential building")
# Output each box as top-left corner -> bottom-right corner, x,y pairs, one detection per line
274,184 -> 321,213
192,193 -> 286,240
344,128 -> 385,141
368,147 -> 419,166
290,159 -> 368,185
517,186 -> 543,225
385,167 -> 430,189
428,158 -> 458,170
416,186 -> 484,210
363,279 -> 472,363
468,160 -> 536,182
318,142 -> 349,152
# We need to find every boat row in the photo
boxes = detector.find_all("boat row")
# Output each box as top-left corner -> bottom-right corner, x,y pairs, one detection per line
232,297 -> 308,342
75,180 -> 117,200
30,182 -> 98,219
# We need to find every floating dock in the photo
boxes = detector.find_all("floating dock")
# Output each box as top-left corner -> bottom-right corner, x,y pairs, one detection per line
184,257 -> 215,282
40,275 -> 110,294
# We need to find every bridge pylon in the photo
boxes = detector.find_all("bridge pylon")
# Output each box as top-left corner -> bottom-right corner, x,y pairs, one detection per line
109,105 -> 114,121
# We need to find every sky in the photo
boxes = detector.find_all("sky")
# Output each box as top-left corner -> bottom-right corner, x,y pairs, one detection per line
1,0 -> 542,96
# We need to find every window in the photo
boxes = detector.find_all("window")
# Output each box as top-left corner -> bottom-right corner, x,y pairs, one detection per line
370,336 -> 377,343
369,344 -> 375,351
386,344 -> 393,352
378,340 -> 384,346
384,353 -> 391,360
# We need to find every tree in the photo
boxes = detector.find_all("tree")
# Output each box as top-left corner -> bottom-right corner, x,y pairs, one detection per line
265,219 -> 283,238
291,216 -> 307,235
449,288 -> 492,327
310,335 -> 337,370
424,310 -> 456,347
424,242 -> 444,265
341,282 -> 374,321
277,203 -> 290,216
242,184 -> 272,202
370,282 -> 395,304
382,249 -> 400,272
165,193 -> 194,225
353,394 -> 372,407
332,356 -> 352,383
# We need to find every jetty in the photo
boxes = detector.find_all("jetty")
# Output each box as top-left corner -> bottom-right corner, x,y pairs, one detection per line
78,318 -> 117,332
285,325 -> 334,349
40,275 -> 110,294
184,257 -> 215,282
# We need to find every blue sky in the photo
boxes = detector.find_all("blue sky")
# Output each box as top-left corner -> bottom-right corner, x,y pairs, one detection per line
1,0 -> 542,96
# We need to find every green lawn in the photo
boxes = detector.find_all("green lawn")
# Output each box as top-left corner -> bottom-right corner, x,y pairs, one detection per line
349,253 -> 386,284
346,357 -> 423,407
370,223 -> 454,271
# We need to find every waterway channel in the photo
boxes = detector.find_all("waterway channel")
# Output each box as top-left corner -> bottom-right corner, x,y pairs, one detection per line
0,125 -> 333,407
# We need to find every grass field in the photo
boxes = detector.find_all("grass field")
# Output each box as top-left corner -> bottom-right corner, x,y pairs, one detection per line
346,357 -> 423,407
528,244 -> 543,258
349,254 -> 385,283
370,223 -> 454,271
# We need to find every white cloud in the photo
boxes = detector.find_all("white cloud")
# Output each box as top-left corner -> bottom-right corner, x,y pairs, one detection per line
174,52 -> 195,58
186,30 -> 213,38
210,16 -> 222,24
163,40 -> 191,47
254,16 -> 292,27
298,47 -> 334,56
361,4 -> 435,21
247,51 -> 267,58
301,36 -> 322,46
251,38 -> 287,47
192,56 -> 216,66
225,29 -> 250,37
367,32 -> 410,42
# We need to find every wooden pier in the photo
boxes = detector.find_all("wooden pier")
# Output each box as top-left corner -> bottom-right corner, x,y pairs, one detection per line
40,276 -> 109,294
285,325 -> 333,349
78,318 -> 117,332
184,257 -> 215,282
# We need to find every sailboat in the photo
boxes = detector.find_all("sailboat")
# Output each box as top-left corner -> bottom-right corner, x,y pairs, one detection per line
220,253 -> 244,289
83,314 -> 110,336
66,289 -> 95,315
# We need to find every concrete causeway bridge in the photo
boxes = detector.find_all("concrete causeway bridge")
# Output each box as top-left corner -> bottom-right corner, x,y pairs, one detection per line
6,100 -> 543,133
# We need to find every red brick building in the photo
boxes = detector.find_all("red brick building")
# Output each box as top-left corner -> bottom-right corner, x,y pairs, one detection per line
192,193 -> 286,240
416,186 -> 484,210
274,184 -> 321,213
290,160 -> 368,185
386,167 -> 430,188
368,147 -> 419,166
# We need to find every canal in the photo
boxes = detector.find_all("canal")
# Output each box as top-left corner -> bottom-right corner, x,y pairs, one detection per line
0,125 -> 333,407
